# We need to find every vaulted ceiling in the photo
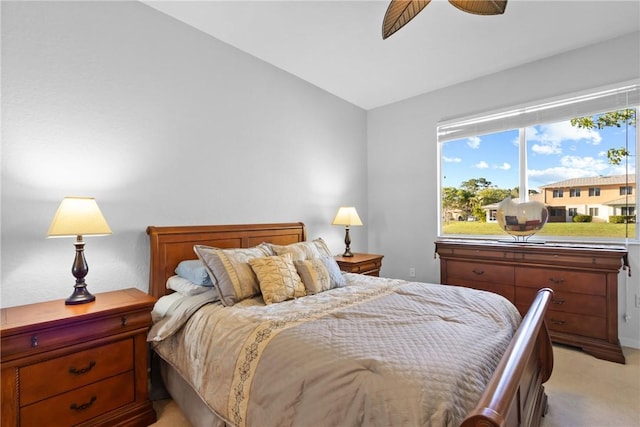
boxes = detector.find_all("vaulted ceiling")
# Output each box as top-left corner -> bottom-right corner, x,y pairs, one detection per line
143,0 -> 640,110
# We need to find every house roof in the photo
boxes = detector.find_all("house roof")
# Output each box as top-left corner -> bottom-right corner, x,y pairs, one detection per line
539,174 -> 636,189
604,196 -> 637,206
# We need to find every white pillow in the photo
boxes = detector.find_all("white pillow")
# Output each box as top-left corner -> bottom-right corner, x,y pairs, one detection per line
166,275 -> 217,297
151,292 -> 185,323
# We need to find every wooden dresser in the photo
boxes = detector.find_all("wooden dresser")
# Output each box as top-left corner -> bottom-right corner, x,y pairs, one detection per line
435,239 -> 629,364
335,253 -> 384,276
0,288 -> 157,426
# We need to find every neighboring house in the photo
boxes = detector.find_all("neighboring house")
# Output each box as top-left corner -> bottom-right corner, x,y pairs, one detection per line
537,174 -> 636,223
483,175 -> 636,223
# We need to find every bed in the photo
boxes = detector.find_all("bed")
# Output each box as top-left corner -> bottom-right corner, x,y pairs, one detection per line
146,222 -> 554,427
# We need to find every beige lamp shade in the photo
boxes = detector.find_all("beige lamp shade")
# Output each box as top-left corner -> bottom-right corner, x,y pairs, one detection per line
332,207 -> 363,227
47,197 -> 112,237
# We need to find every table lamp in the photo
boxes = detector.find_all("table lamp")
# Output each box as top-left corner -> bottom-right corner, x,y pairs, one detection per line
47,197 -> 112,305
332,206 -> 363,257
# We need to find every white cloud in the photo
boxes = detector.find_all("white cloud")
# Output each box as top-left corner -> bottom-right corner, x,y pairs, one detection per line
526,121 -> 602,156
467,136 -> 481,149
527,155 -> 612,186
442,155 -> 461,163
475,161 -> 489,169
494,162 -> 511,170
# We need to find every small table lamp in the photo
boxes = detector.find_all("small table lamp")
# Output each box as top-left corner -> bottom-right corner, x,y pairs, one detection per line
47,197 -> 112,305
332,206 -> 363,257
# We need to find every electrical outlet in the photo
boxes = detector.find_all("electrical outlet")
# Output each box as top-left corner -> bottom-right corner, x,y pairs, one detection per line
636,294 -> 640,309
409,267 -> 416,278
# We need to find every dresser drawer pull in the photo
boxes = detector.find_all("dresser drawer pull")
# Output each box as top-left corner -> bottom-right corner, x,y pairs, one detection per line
548,278 -> 565,285
69,361 -> 96,375
31,336 -> 38,348
70,396 -> 96,412
121,316 -> 128,326
471,269 -> 485,275
550,318 -> 566,325
551,299 -> 566,305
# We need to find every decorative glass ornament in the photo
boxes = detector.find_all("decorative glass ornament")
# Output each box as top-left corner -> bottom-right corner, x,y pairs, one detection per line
496,197 -> 548,242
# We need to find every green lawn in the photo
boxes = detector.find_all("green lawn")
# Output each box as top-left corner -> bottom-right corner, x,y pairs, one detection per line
443,221 -> 636,238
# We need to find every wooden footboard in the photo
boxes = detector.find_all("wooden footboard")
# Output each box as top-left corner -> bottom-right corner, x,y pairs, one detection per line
462,288 -> 554,427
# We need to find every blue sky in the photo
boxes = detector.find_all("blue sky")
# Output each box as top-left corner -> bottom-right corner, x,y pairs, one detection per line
441,118 -> 637,192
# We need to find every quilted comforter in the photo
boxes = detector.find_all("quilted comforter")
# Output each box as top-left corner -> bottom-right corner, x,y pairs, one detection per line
149,274 -> 521,427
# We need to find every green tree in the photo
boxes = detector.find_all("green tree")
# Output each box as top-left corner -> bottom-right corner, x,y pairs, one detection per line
460,177 -> 493,193
441,187 -> 473,222
570,109 -> 635,165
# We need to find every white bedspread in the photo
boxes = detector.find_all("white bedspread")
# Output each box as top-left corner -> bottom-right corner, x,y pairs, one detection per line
149,274 -> 521,427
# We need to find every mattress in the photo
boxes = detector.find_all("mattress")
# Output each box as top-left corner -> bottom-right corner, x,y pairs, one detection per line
149,273 -> 521,427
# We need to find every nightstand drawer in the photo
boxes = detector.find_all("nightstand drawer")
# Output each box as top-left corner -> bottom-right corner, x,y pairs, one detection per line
20,371 -> 135,426
348,259 -> 381,274
515,267 -> 606,296
1,308 -> 150,361
335,254 -> 384,277
20,339 -> 134,406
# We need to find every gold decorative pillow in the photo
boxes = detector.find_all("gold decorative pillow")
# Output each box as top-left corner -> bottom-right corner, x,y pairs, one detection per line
248,254 -> 306,304
194,243 -> 274,306
295,257 -> 346,294
270,238 -> 333,261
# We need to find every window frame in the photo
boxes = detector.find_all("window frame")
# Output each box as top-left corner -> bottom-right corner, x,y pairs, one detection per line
437,82 -> 639,243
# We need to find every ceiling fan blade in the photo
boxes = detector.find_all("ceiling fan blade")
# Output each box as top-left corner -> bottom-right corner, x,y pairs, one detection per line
382,0 -> 432,39
449,0 -> 507,15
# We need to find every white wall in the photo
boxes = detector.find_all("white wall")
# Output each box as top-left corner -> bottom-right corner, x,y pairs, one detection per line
367,32 -> 640,348
1,1 -> 367,306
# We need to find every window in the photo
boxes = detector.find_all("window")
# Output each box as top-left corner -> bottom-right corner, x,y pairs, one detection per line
438,83 -> 638,241
620,186 -> 633,196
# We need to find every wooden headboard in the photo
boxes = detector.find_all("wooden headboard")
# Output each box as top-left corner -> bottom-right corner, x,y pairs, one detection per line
146,223 -> 306,299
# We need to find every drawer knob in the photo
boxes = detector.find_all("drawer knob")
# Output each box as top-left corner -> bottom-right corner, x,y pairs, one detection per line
548,277 -> 565,285
70,396 -> 96,412
31,336 -> 38,348
471,269 -> 485,275
69,361 -> 96,375
550,318 -> 566,325
121,316 -> 128,326
551,299 -> 566,305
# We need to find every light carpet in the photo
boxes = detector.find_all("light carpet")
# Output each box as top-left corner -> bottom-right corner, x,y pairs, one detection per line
149,345 -> 640,427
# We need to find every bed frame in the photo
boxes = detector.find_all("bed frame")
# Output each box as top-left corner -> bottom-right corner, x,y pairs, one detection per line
147,222 -> 554,427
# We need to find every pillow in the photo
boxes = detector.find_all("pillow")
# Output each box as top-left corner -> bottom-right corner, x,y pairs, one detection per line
269,238 -> 332,261
151,291 -> 185,323
294,256 -> 346,294
194,243 -> 274,306
166,275 -> 216,296
248,253 -> 306,304
175,260 -> 212,286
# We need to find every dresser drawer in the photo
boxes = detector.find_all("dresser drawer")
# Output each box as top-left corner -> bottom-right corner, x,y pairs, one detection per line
20,338 -> 134,406
516,287 -> 606,318
1,308 -> 150,361
515,267 -> 606,296
445,261 -> 514,285
20,371 -> 135,426
516,305 -> 607,340
546,311 -> 607,340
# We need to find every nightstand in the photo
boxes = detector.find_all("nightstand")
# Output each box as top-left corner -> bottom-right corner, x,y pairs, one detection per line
0,288 -> 157,426
334,253 -> 384,277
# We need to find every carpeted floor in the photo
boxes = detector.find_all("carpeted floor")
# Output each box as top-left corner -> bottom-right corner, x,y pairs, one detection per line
149,345 -> 640,427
